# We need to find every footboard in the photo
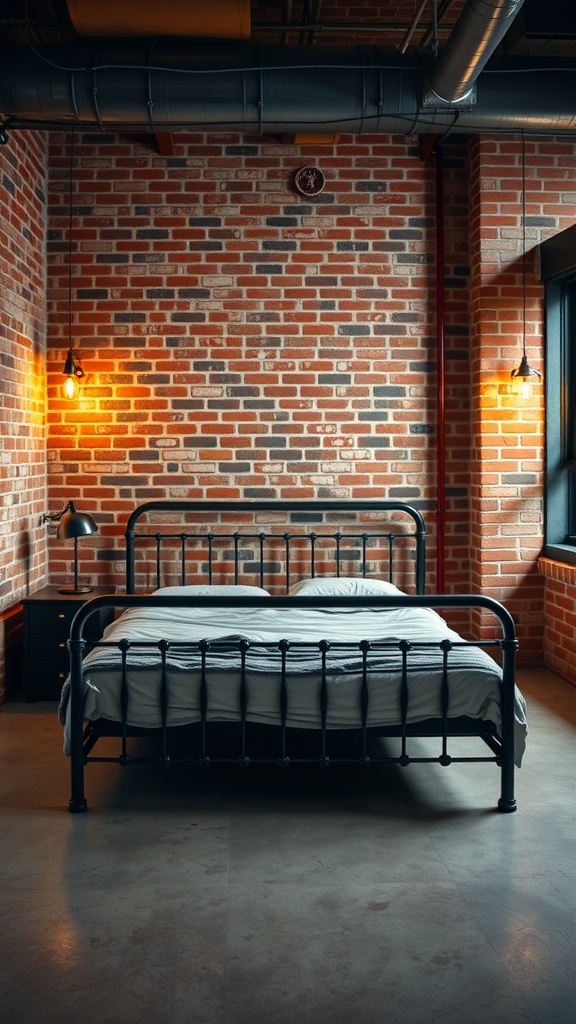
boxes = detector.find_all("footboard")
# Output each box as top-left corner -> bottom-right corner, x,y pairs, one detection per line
65,592 -> 520,815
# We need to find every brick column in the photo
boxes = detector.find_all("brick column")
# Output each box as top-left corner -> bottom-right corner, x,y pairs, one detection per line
468,136 -> 545,659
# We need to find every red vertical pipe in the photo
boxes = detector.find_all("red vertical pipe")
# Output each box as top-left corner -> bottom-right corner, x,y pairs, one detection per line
435,144 -> 446,593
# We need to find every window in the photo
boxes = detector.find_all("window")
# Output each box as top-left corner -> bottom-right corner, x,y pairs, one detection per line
541,225 -> 576,564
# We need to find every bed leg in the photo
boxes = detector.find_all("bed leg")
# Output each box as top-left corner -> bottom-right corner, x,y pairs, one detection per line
497,637 -> 517,812
497,757 -> 517,813
68,638 -> 88,812
69,755 -> 87,812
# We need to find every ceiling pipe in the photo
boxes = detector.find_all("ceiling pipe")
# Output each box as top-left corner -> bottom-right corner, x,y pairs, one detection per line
1,41 -> 575,135
425,0 -> 527,105
399,0 -> 430,56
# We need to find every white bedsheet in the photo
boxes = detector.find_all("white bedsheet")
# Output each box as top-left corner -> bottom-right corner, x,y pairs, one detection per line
61,600 -> 527,764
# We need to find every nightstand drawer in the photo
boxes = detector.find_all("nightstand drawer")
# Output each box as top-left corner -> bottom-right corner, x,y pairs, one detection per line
30,636 -> 72,668
27,657 -> 70,700
26,602 -> 105,639
26,603 -> 76,635
22,586 -> 116,701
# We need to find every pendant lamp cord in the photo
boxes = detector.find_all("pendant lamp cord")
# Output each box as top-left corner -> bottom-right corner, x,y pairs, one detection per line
521,132 -> 526,360
68,128 -> 74,351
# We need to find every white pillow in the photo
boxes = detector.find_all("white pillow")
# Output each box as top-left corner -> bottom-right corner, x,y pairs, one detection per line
153,584 -> 270,596
289,576 -> 404,597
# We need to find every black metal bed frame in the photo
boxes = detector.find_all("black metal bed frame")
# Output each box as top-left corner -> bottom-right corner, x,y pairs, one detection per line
65,500 -> 519,814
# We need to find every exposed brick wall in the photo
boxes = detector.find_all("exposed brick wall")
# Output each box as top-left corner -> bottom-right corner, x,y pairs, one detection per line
45,131 -> 473,599
43,129 -> 576,667
540,559 -> 576,687
0,126 -> 571,683
0,131 -> 47,702
468,135 -> 576,661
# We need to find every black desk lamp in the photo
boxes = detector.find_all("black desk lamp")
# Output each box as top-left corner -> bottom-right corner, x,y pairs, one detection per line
43,501 -> 98,594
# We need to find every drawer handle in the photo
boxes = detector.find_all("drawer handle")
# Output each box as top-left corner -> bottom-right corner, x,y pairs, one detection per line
59,642 -> 66,649
58,672 -> 66,679
58,613 -> 66,619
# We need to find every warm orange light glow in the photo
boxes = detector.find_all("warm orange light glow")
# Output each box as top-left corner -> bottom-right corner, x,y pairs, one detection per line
62,373 -> 79,400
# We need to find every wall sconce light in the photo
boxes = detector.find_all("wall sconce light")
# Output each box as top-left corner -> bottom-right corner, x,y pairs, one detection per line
43,501 -> 98,594
62,347 -> 85,400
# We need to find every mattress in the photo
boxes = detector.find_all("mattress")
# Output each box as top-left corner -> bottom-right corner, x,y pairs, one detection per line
59,583 -> 528,765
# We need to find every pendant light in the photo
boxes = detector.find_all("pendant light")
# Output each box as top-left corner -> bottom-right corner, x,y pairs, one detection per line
62,347 -> 85,399
511,135 -> 541,383
510,352 -> 541,381
62,129 -> 85,400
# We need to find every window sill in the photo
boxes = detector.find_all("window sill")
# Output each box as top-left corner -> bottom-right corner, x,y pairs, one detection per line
542,544 -> 576,567
539,553 -> 576,587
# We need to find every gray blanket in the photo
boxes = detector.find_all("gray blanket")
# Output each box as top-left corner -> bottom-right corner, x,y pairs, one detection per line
58,635 -> 494,725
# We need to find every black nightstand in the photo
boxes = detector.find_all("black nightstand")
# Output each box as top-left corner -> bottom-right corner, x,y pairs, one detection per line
22,585 -> 116,701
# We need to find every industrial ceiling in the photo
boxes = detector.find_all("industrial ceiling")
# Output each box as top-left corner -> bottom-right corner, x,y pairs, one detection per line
0,0 -> 575,135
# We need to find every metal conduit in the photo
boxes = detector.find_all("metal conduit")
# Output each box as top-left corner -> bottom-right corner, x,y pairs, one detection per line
1,41 -> 576,134
434,145 -> 446,594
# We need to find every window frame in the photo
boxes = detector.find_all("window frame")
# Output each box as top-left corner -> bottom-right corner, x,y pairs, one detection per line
542,226 -> 576,565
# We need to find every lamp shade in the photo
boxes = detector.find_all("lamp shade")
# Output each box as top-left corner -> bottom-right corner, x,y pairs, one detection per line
56,501 -> 97,540
510,354 -> 541,381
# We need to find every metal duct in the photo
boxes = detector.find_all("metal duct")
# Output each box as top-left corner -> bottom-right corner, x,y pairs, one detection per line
1,41 -> 575,135
65,0 -> 251,40
426,0 -> 527,104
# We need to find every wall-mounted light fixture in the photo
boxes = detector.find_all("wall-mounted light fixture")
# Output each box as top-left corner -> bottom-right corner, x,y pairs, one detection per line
42,501 -> 98,594
511,135 -> 541,384
62,129 -> 85,401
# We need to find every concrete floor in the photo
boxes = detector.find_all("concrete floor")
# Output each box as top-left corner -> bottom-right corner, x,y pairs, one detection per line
0,667 -> 575,1024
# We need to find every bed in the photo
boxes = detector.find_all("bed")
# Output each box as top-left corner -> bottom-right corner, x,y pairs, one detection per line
60,499 -> 527,813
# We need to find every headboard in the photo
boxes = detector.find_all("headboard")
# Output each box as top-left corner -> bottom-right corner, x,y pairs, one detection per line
124,499 -> 427,595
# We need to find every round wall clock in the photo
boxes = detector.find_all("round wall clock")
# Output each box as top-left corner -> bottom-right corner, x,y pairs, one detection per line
294,166 -> 326,196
